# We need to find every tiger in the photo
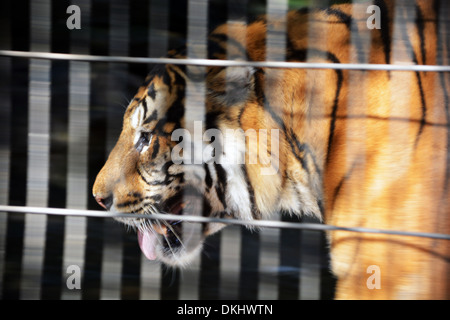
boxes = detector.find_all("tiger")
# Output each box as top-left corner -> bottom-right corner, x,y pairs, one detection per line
93,0 -> 450,299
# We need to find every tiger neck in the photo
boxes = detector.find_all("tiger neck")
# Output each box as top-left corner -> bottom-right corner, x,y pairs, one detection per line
233,67 -> 329,221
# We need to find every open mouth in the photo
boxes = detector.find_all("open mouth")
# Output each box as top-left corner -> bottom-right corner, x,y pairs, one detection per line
137,191 -> 198,261
137,219 -> 182,260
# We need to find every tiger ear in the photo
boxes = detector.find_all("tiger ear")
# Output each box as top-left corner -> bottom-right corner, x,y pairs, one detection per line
208,66 -> 255,106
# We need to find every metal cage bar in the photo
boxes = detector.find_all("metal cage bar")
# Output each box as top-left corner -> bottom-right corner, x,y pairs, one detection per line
0,0 -> 449,301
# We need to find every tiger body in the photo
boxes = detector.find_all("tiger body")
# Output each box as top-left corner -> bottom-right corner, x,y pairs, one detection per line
93,0 -> 450,299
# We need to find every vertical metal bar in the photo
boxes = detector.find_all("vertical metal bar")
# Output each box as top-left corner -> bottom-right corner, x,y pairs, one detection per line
335,2 -> 372,300
385,2 -> 415,299
301,0 -> 330,300
20,0 -> 51,300
140,0 -> 170,300
220,223 -> 241,299
98,0 -> 129,300
0,0 -> 12,300
219,0 -> 248,301
61,0 -> 91,300
62,60 -> 90,300
140,260 -> 161,300
388,0 -> 414,165
185,0 -> 208,131
178,0 -> 208,300
257,0 -> 288,300
299,217 -> 321,299
391,0 -> 444,299
344,3 -> 371,214
432,0 -> 450,295
148,0 -> 169,58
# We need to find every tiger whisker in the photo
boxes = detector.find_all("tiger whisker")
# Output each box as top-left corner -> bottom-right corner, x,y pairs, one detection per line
154,218 -> 184,263
161,217 -> 186,251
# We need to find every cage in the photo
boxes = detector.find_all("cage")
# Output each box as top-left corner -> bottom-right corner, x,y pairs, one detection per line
0,0 -> 449,300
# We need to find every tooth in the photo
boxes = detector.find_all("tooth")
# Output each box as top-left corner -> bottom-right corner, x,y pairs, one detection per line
153,224 -> 167,235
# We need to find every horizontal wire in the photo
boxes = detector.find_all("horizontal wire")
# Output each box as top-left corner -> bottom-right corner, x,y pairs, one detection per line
1,205 -> 449,240
1,50 -> 450,72
1,50 -> 449,240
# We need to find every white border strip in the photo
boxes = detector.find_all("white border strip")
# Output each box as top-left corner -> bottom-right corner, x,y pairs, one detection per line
1,205 -> 449,241
1,50 -> 449,72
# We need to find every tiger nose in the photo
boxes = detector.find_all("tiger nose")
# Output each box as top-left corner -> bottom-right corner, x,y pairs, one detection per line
94,194 -> 113,210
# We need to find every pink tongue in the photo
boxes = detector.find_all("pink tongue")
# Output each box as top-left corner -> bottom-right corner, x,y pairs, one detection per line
138,230 -> 158,260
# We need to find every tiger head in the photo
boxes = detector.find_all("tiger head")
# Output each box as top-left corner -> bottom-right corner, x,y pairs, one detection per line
92,59 -> 321,266
92,62 -> 264,266
93,24 -> 324,267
